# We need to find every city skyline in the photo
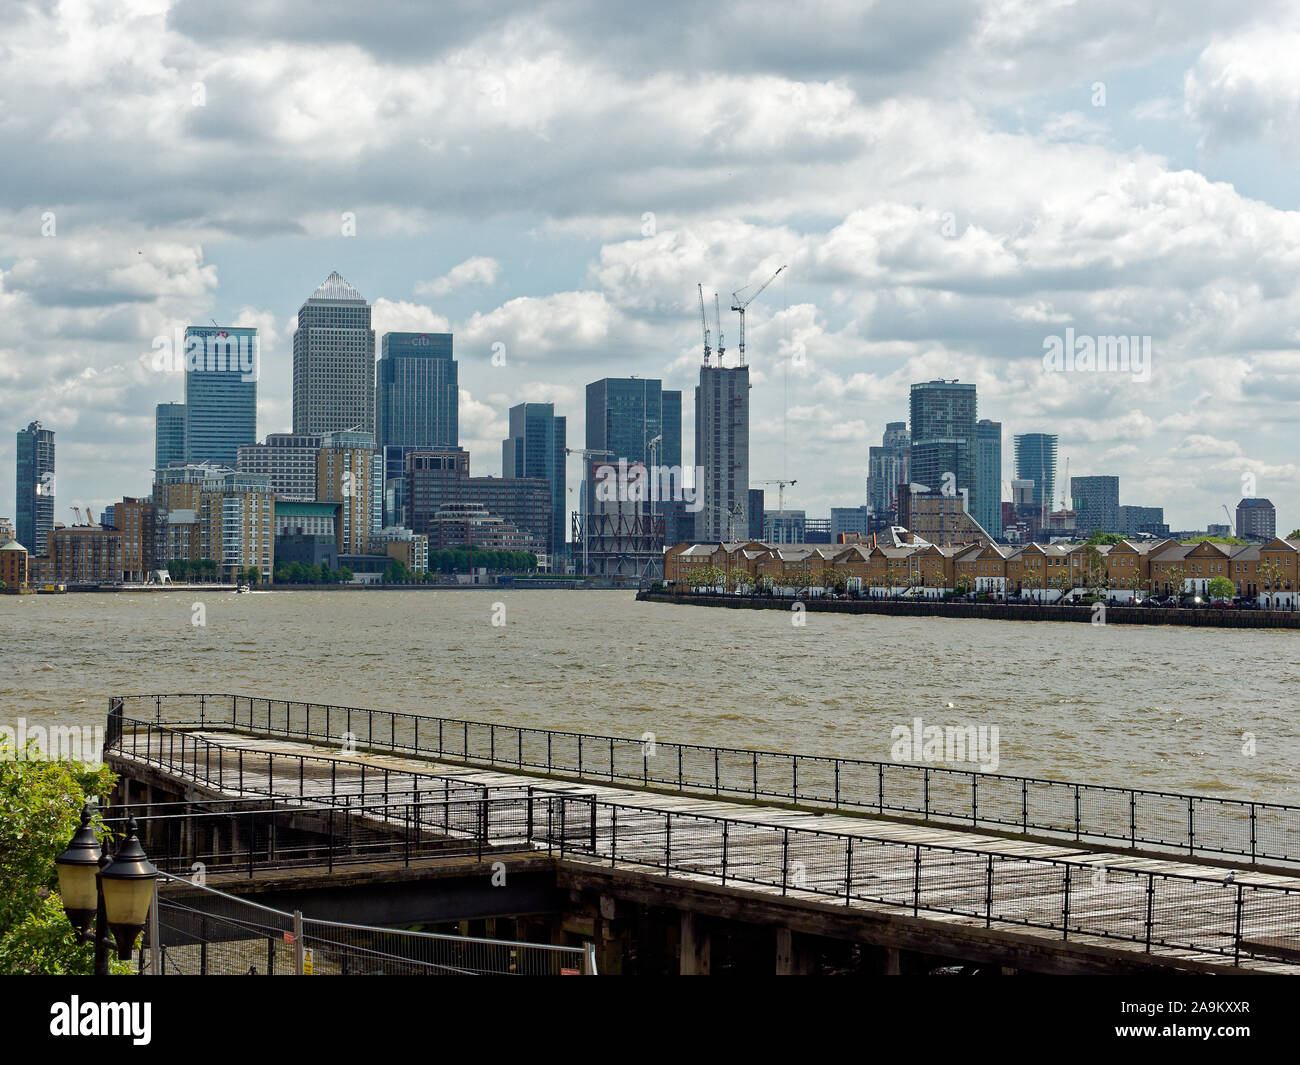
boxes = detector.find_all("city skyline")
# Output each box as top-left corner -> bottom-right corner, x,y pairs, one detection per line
5,5 -> 1300,536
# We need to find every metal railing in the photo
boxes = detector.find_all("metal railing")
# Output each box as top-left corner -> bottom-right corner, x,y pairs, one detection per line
121,795 -> 1300,968
107,790 -> 556,878
108,694 -> 1300,867
141,871 -> 589,975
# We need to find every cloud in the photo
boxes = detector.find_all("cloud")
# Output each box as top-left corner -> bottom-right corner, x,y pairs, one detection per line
414,257 -> 501,297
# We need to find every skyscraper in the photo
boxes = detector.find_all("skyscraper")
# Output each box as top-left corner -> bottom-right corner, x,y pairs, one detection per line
1014,433 -> 1059,515
376,331 -> 458,529
1071,475 -> 1120,534
976,419 -> 1003,538
585,378 -> 679,468
292,272 -> 375,437
694,366 -> 749,541
155,402 -> 186,471
502,402 -> 567,558
909,380 -> 977,515
15,421 -> 54,555
867,422 -> 910,520
376,332 -> 458,451
183,326 -> 258,467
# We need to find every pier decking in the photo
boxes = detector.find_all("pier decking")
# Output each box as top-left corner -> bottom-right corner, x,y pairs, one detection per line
104,699 -> 1300,975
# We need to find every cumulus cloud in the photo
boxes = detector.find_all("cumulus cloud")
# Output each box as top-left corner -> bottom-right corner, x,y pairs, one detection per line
1,0 -> 1298,531
415,257 -> 501,298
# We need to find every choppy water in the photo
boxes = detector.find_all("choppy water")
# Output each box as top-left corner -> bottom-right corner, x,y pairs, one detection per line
1,589 -> 1297,802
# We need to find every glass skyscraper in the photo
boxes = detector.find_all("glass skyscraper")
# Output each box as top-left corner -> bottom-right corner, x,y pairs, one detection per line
502,402 -> 567,557
976,418 -> 1003,538
585,378 -> 680,468
155,402 -> 186,471
376,332 -> 458,450
1014,433 -> 1059,514
183,326 -> 257,467
15,420 -> 55,554
909,380 -> 977,514
292,272 -> 375,437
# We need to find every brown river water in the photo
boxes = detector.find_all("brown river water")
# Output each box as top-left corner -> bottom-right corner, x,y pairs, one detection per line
1,589 -> 1297,802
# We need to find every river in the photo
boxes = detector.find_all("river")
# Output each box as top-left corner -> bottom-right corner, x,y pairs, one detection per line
1,589 -> 1296,801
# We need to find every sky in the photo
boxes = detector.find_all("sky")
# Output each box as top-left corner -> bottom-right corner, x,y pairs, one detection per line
3,0 -> 1300,536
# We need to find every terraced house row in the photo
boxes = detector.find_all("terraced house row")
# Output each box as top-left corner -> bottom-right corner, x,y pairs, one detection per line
664,535 -> 1300,605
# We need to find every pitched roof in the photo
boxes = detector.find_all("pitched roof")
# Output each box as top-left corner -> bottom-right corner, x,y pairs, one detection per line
307,271 -> 366,304
0,539 -> 27,552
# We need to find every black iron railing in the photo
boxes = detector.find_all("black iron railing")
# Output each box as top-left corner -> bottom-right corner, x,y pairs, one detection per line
108,694 -> 1300,868
116,792 -> 1300,967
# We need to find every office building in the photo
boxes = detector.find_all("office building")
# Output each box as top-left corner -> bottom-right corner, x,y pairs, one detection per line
377,332 -> 457,448
831,506 -> 872,542
909,381 -> 977,517
1014,434 -> 1058,515
748,489 -> 766,541
292,272 -> 375,436
867,422 -> 909,520
763,510 -> 806,544
1119,505 -> 1166,538
1071,476 -> 1120,534
184,326 -> 258,467
976,419 -> 1003,538
502,402 -> 567,557
155,403 -> 186,470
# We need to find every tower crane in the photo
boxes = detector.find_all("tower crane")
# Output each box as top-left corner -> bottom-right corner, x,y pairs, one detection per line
565,447 -> 614,577
730,264 -> 786,365
755,478 -> 798,519
696,284 -> 711,365
714,293 -> 725,364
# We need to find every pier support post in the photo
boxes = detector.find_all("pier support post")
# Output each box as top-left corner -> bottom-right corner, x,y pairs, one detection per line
774,928 -> 814,975
679,912 -> 711,975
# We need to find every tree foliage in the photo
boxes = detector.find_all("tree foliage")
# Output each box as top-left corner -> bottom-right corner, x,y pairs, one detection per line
0,741 -> 119,974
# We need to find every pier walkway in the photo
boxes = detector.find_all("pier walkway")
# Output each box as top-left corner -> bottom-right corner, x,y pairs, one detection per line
102,694 -> 1300,975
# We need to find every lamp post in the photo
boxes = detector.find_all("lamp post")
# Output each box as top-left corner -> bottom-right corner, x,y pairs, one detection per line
56,804 -> 158,975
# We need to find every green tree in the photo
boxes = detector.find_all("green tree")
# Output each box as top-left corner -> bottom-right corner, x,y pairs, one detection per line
1085,531 -> 1125,545
1207,575 -> 1235,598
0,742 -> 119,974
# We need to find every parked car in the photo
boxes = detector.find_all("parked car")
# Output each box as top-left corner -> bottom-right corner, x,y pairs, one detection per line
1210,598 -> 1234,609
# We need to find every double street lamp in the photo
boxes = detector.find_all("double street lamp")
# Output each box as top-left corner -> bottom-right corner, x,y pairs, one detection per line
55,804 -> 158,975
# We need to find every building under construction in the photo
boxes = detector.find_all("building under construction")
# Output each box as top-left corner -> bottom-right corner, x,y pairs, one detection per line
572,458 -> 666,579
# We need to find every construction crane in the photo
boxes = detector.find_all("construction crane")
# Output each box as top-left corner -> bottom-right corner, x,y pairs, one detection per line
714,293 -> 725,364
1222,504 -> 1236,536
755,478 -> 798,519
730,264 -> 786,365
565,447 -> 614,577
696,284 -> 711,365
